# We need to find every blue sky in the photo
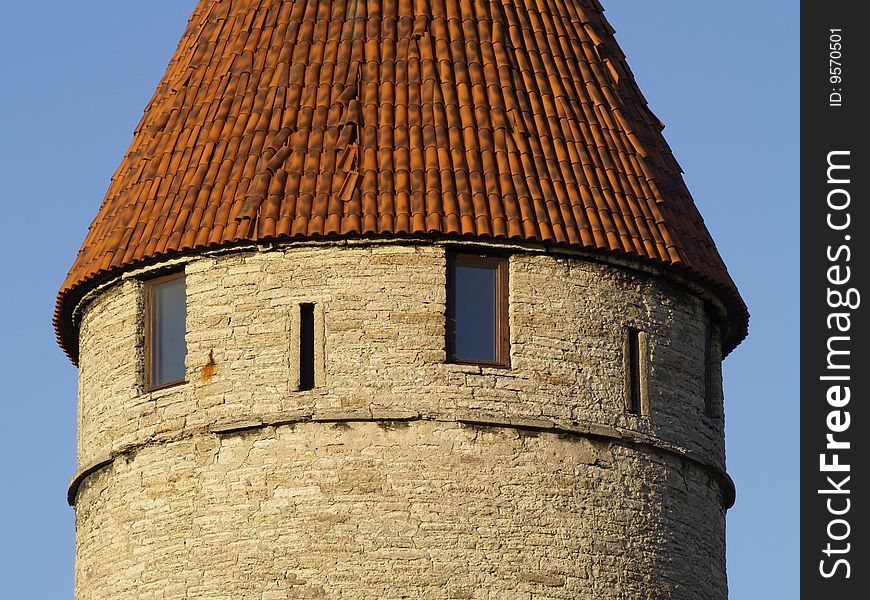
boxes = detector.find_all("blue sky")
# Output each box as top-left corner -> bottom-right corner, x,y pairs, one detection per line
0,1 -> 798,597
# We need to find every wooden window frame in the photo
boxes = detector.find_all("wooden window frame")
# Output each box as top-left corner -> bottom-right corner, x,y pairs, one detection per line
625,328 -> 649,416
446,252 -> 510,368
144,271 -> 187,392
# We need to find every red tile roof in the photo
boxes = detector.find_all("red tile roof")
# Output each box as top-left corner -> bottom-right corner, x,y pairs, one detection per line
56,0 -> 747,362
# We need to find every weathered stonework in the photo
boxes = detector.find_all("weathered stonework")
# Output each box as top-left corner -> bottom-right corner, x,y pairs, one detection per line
73,241 -> 728,599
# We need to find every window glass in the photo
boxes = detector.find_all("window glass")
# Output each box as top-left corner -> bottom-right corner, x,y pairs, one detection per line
149,276 -> 187,388
454,264 -> 497,362
450,256 -> 506,365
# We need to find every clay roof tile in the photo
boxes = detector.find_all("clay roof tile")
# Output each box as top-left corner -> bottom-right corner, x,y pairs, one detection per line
56,0 -> 747,362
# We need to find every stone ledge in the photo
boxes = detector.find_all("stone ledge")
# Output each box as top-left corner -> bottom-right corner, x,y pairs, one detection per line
68,410 -> 736,510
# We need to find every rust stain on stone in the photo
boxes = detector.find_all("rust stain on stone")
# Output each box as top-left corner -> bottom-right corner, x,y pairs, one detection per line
200,350 -> 217,383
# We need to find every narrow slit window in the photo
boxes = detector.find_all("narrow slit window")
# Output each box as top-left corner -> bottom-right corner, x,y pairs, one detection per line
146,273 -> 187,390
704,322 -> 715,418
627,329 -> 641,414
626,328 -> 648,416
299,303 -> 316,391
447,253 -> 509,367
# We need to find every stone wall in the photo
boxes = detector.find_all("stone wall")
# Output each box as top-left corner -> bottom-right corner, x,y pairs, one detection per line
73,241 -> 728,598
74,421 -> 726,599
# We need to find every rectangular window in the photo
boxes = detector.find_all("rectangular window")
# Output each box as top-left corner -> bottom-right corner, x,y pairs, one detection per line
704,322 -> 715,418
626,328 -> 649,416
145,273 -> 187,390
447,253 -> 509,367
299,303 -> 316,391
292,301 -> 323,391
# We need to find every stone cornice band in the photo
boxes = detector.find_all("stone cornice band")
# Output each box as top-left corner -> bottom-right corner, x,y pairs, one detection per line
68,410 -> 736,510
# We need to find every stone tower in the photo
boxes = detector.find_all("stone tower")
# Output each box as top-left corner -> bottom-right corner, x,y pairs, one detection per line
56,1 -> 747,598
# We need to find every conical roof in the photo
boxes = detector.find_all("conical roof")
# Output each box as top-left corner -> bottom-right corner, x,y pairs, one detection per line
56,0 -> 747,362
